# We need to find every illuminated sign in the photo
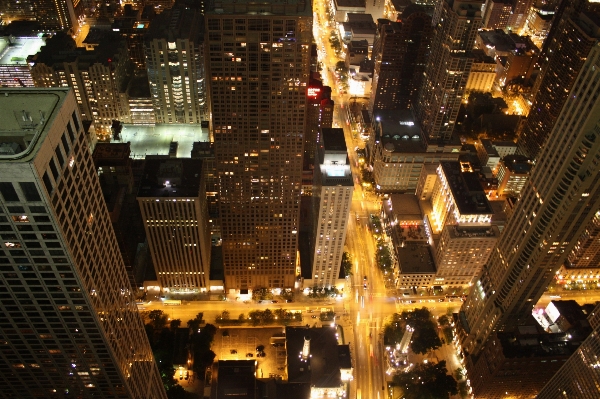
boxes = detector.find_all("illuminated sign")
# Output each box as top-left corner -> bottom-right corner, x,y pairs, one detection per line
307,87 -> 321,99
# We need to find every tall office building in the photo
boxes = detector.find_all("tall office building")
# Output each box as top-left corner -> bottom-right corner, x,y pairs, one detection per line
370,6 -> 432,112
137,157 -> 211,291
145,3 -> 207,124
305,79 -> 334,169
415,0 -> 483,142
517,12 -> 600,159
457,42 -> 600,357
206,0 -> 312,290
0,88 -> 166,398
311,128 -> 353,288
537,303 -> 600,399
507,0 -> 534,31
482,0 -> 512,30
0,0 -> 79,32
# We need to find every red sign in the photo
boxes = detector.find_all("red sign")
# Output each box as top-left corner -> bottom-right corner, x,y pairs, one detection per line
307,87 -> 321,99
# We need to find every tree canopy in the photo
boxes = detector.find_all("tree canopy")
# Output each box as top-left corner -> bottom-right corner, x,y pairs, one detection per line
393,360 -> 458,399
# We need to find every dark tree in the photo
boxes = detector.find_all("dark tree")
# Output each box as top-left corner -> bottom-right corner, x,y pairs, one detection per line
393,360 -> 458,399
170,319 -> 182,331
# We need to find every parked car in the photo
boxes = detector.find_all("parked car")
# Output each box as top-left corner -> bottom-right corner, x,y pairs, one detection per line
246,353 -> 254,358
230,349 -> 237,354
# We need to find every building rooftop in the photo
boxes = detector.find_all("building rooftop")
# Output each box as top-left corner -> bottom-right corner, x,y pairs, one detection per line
208,0 -> 312,16
347,13 -> 374,23
321,128 -> 347,152
397,243 -> 436,274
92,142 -> 132,167
211,360 -> 257,399
0,88 -> 68,162
447,225 -> 499,239
497,327 -> 590,359
147,4 -> 203,42
0,36 -> 46,66
137,157 -> 202,197
335,0 -> 366,8
440,161 -> 493,216
286,327 -> 343,388
501,154 -> 532,174
387,194 -> 422,221
375,110 -> 425,154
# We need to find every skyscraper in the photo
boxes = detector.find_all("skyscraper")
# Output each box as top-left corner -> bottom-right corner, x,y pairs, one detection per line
145,3 -> 207,124
206,0 -> 312,290
0,88 -> 166,398
415,0 -> 483,142
517,12 -> 600,159
137,157 -> 211,291
370,5 -> 432,112
305,79 -> 334,169
311,128 -> 353,288
457,42 -> 600,357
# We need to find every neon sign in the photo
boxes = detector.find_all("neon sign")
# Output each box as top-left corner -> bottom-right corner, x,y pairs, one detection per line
307,87 -> 321,99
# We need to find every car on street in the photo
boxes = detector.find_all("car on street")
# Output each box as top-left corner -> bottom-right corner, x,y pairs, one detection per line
230,349 -> 237,354
311,315 -> 317,319
246,353 -> 254,358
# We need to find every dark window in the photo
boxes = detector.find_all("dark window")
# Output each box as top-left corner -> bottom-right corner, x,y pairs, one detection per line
0,183 -> 19,202
7,206 -> 24,213
42,172 -> 53,194
71,112 -> 80,131
67,122 -> 75,143
33,216 -> 50,223
61,135 -> 70,154
49,159 -> 59,181
19,183 -> 41,202
55,147 -> 65,168
29,206 -> 46,214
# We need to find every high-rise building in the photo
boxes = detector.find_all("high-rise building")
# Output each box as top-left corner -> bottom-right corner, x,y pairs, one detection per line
305,79 -> 334,169
415,0 -> 483,142
137,157 -> 211,291
310,128 -> 353,289
0,0 -> 79,32
537,303 -> 600,399
457,42 -> 600,357
507,0 -> 534,32
0,88 -> 166,398
206,0 -> 312,291
517,12 -> 600,159
482,0 -> 512,30
30,32 -> 130,135
145,3 -> 207,124
370,6 -> 432,112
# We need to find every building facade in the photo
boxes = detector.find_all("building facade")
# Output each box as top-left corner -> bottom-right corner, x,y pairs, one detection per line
368,111 -> 460,193
369,6 -> 432,112
434,225 -> 499,287
517,12 -> 600,159
415,0 -> 483,141
145,4 -> 207,124
30,32 -> 130,135
137,158 -> 211,291
0,88 -> 166,398
457,42 -> 600,357
206,0 -> 312,290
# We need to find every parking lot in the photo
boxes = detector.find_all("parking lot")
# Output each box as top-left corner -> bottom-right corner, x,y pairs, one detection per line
213,327 -> 288,379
